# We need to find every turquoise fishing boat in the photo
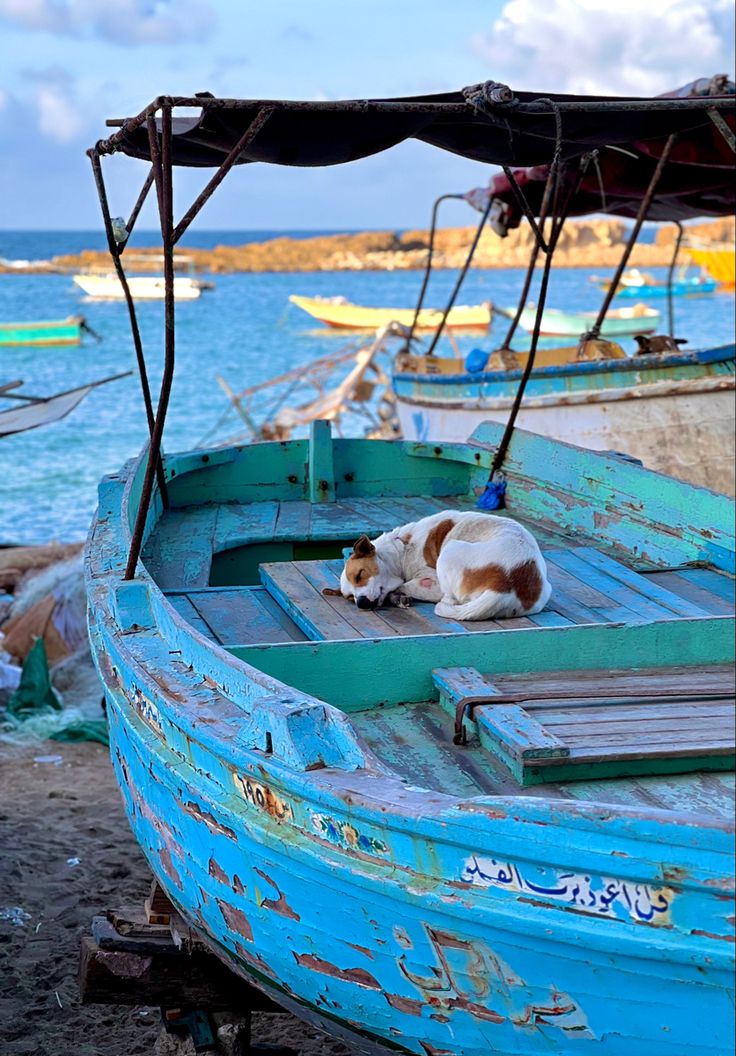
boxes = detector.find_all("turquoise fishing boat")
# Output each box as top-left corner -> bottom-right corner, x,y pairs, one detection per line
512,304 -> 660,338
85,83 -> 735,1054
0,314 -> 90,347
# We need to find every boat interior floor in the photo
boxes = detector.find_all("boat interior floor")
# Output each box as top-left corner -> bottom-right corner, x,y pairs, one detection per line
149,495 -> 735,648
349,672 -> 736,819
146,494 -> 735,814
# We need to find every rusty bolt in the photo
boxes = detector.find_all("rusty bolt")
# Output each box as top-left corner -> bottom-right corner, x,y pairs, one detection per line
344,472 -> 354,482
201,454 -> 209,463
319,480 -> 329,490
434,446 -> 442,455
288,474 -> 298,483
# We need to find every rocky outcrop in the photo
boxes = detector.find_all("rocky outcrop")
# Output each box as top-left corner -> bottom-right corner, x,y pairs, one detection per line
1,217 -> 732,275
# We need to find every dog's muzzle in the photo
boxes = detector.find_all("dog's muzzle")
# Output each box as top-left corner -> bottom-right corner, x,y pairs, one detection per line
356,595 -> 379,610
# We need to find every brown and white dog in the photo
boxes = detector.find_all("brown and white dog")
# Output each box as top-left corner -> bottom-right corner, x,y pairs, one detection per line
339,510 -> 551,620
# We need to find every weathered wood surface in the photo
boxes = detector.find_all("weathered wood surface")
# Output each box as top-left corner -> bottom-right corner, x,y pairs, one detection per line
433,664 -> 736,785
254,549 -> 731,644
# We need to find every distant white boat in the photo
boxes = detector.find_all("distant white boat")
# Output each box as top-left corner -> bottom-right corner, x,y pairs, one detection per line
73,273 -> 212,301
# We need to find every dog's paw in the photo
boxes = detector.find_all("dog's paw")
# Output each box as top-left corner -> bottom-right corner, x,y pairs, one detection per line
387,591 -> 412,609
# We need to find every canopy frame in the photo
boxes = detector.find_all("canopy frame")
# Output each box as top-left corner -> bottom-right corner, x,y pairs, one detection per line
87,83 -> 736,577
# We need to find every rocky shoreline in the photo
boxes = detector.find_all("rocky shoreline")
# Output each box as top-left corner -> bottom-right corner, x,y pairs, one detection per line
1,217 -> 732,275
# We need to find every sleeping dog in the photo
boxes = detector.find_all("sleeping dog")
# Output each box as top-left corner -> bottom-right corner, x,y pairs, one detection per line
338,510 -> 551,620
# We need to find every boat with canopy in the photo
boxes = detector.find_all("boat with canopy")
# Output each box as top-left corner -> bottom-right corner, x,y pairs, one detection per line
84,80 -> 735,1056
393,76 -> 736,493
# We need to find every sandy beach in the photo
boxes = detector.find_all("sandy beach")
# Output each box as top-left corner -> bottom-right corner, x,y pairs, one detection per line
0,739 -> 355,1056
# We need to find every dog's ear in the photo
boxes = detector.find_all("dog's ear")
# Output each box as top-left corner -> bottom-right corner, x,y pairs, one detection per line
352,534 -> 375,557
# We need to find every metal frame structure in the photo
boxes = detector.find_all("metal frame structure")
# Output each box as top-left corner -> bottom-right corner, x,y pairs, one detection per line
87,85 -> 735,577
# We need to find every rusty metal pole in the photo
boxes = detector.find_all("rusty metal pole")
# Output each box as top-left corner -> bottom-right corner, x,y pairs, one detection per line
586,134 -> 678,339
405,193 -> 465,350
87,149 -> 168,504
125,104 -> 176,580
666,221 -> 684,336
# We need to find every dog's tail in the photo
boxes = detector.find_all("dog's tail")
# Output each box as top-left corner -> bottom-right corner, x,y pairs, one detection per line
435,590 -> 508,621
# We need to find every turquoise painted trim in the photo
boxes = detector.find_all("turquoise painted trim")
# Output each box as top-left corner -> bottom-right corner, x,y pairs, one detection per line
233,616 -> 735,712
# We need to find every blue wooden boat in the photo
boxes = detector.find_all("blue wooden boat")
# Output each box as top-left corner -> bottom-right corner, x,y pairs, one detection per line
84,82 -> 735,1054
393,343 -> 736,494
595,269 -> 718,298
86,419 -> 735,1055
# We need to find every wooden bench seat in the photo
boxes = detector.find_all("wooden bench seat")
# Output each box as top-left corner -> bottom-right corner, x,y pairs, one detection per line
432,665 -> 735,785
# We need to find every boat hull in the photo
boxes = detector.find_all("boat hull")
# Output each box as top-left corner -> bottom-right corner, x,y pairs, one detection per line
515,306 -> 659,337
0,315 -> 83,346
95,638 -> 735,1056
394,345 -> 736,494
289,295 -> 491,330
73,274 -> 204,300
600,279 -> 718,298
85,433 -> 735,1056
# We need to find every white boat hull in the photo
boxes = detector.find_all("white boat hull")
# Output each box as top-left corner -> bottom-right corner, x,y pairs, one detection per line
397,376 -> 735,494
73,274 -> 205,301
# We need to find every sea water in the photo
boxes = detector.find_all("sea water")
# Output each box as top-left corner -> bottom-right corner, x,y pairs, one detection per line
1,230 -> 734,544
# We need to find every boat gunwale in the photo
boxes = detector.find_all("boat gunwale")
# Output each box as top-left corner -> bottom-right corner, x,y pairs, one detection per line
392,343 -> 736,387
393,373 -> 736,413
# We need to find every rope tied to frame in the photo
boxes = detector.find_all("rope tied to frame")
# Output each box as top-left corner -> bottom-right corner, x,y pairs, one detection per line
462,81 -> 518,111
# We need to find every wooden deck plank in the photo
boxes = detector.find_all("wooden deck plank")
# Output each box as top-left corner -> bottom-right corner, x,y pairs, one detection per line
572,547 -> 711,617
530,701 -> 730,726
273,501 -> 312,540
190,587 -> 304,646
489,665 -> 734,699
295,560 -> 403,639
544,549 -> 684,622
677,568 -> 735,606
643,571 -> 735,616
260,561 -> 363,641
165,593 -> 219,642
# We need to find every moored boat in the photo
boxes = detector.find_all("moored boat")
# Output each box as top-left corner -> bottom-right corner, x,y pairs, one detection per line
594,268 -> 718,298
289,294 -> 492,330
0,314 -> 88,347
393,343 -> 736,493
73,272 -> 209,300
513,303 -> 660,338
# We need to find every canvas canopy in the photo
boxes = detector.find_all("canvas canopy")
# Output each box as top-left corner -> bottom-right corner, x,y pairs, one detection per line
95,79 -> 735,174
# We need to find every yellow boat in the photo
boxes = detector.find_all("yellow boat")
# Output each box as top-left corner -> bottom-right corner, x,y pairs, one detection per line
686,245 -> 735,288
289,294 -> 492,330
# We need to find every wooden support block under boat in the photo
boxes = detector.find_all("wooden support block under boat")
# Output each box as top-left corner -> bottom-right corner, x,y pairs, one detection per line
80,907 -> 282,1013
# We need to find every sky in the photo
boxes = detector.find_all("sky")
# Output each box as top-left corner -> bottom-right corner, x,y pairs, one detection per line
0,0 -> 734,231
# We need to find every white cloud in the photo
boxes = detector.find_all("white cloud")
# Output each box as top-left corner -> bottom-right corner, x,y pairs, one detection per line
472,0 -> 735,96
0,0 -> 215,46
20,67 -> 83,142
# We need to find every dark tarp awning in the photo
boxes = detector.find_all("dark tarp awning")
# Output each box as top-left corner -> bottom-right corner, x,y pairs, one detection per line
95,79 -> 736,173
460,78 -> 736,224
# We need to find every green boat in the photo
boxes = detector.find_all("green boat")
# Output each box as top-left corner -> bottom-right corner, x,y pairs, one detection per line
0,315 -> 89,347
